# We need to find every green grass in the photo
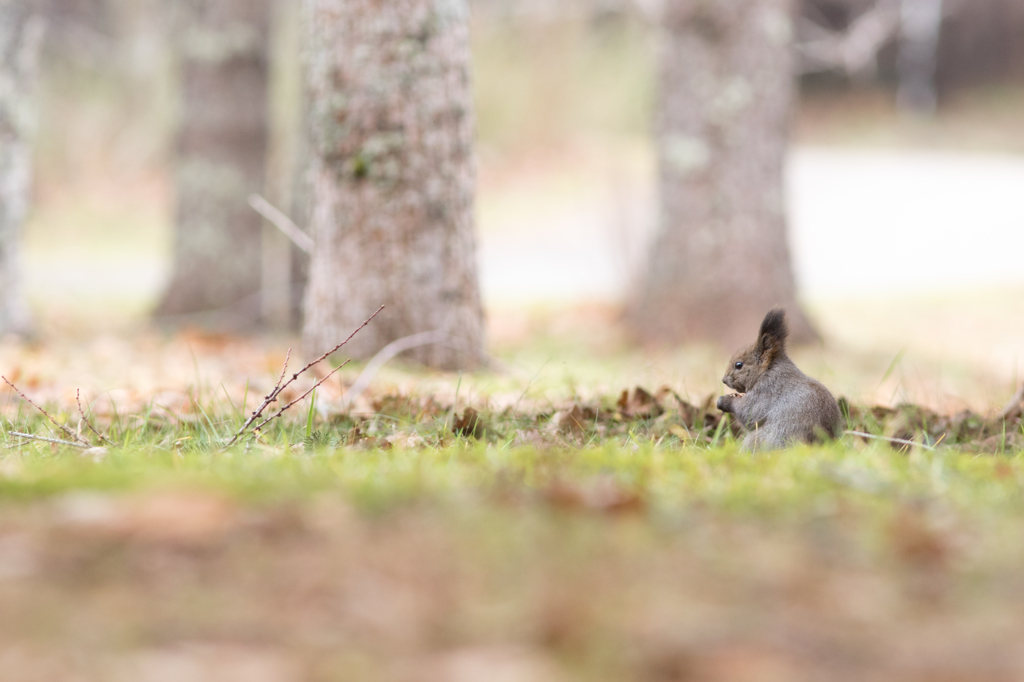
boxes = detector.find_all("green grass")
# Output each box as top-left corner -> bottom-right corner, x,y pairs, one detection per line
3,392 -> 1024,680
3,401 -> 1022,517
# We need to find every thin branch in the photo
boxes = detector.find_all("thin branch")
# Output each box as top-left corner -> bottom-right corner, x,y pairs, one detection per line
1000,383 -> 1024,420
2,376 -> 89,446
252,359 -> 352,434
248,194 -> 315,254
8,431 -> 88,449
222,305 -> 384,448
76,389 -> 111,445
275,348 -> 293,393
285,306 -> 384,389
224,348 -> 292,447
845,430 -> 936,451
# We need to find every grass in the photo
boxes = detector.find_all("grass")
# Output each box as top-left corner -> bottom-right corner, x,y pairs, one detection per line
2,384 -> 1021,509
2,350 -> 1024,680
2,440 -> 1022,511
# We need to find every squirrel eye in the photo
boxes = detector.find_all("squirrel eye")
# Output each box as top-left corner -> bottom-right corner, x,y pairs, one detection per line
734,362 -> 743,369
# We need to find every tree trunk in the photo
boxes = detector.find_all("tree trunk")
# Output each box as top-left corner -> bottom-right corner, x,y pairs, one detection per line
155,0 -> 270,322
897,0 -> 943,115
302,0 -> 484,370
0,1 -> 43,337
628,0 -> 816,349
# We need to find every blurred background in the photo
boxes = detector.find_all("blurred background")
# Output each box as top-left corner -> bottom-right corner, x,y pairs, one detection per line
12,0 -> 1024,410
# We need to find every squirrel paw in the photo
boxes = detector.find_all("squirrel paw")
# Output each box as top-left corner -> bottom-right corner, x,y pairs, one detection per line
717,394 -> 743,413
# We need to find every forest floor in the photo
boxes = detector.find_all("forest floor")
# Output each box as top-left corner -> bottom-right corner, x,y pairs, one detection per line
1,322 -> 1023,682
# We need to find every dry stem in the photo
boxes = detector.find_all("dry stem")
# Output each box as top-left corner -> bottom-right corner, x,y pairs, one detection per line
248,194 -> 315,254
252,359 -> 351,434
228,347 -> 293,445
845,430 -> 936,452
2,376 -> 90,446
1001,383 -> 1024,420
223,305 -> 383,448
8,431 -> 88,449
76,389 -> 111,445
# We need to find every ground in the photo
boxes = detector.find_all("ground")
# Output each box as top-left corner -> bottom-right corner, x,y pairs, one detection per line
1,325 -> 1023,681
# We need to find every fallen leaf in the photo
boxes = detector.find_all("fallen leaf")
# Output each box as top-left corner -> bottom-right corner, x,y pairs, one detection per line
452,407 -> 484,438
551,405 -> 597,435
617,386 -> 664,420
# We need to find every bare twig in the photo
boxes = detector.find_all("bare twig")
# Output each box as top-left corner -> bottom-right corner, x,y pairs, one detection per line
223,348 -> 292,447
248,194 -> 315,254
1000,383 -> 1024,421
275,348 -> 292,393
2,376 -> 89,446
845,430 -> 936,452
222,306 -> 384,448
281,306 -> 383,392
76,389 -> 111,445
252,359 -> 352,434
8,431 -> 88,449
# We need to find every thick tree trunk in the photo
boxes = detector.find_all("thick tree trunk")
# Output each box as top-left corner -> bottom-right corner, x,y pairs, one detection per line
155,0 -> 270,321
628,0 -> 816,349
0,1 -> 42,337
302,0 -> 484,370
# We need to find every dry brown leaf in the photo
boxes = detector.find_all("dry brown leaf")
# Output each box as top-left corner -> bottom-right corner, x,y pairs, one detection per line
551,405 -> 597,435
617,386 -> 664,420
452,407 -> 484,439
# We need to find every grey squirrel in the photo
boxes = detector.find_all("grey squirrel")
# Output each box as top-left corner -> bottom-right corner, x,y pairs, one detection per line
716,309 -> 842,451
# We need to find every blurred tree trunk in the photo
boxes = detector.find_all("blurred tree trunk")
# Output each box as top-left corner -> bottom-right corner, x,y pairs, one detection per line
302,0 -> 484,369
0,1 -> 43,337
628,0 -> 816,348
155,0 -> 269,322
897,0 -> 943,115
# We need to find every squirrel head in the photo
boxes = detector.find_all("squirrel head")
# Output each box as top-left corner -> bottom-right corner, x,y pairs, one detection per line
721,309 -> 789,393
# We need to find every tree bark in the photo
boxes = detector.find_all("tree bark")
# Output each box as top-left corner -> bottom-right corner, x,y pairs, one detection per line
155,0 -> 270,321
897,0 -> 943,115
302,0 -> 484,370
0,0 -> 43,337
628,0 -> 816,348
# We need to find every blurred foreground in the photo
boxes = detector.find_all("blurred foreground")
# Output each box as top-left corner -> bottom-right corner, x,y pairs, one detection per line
2,443 -> 1024,682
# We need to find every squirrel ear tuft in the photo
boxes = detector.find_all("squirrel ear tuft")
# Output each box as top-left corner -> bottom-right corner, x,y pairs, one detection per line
756,308 -> 788,362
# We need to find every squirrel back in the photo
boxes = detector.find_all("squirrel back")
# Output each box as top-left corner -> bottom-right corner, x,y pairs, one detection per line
716,309 -> 841,451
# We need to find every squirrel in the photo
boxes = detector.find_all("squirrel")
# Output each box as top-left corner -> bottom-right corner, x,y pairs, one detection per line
716,308 -> 842,451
